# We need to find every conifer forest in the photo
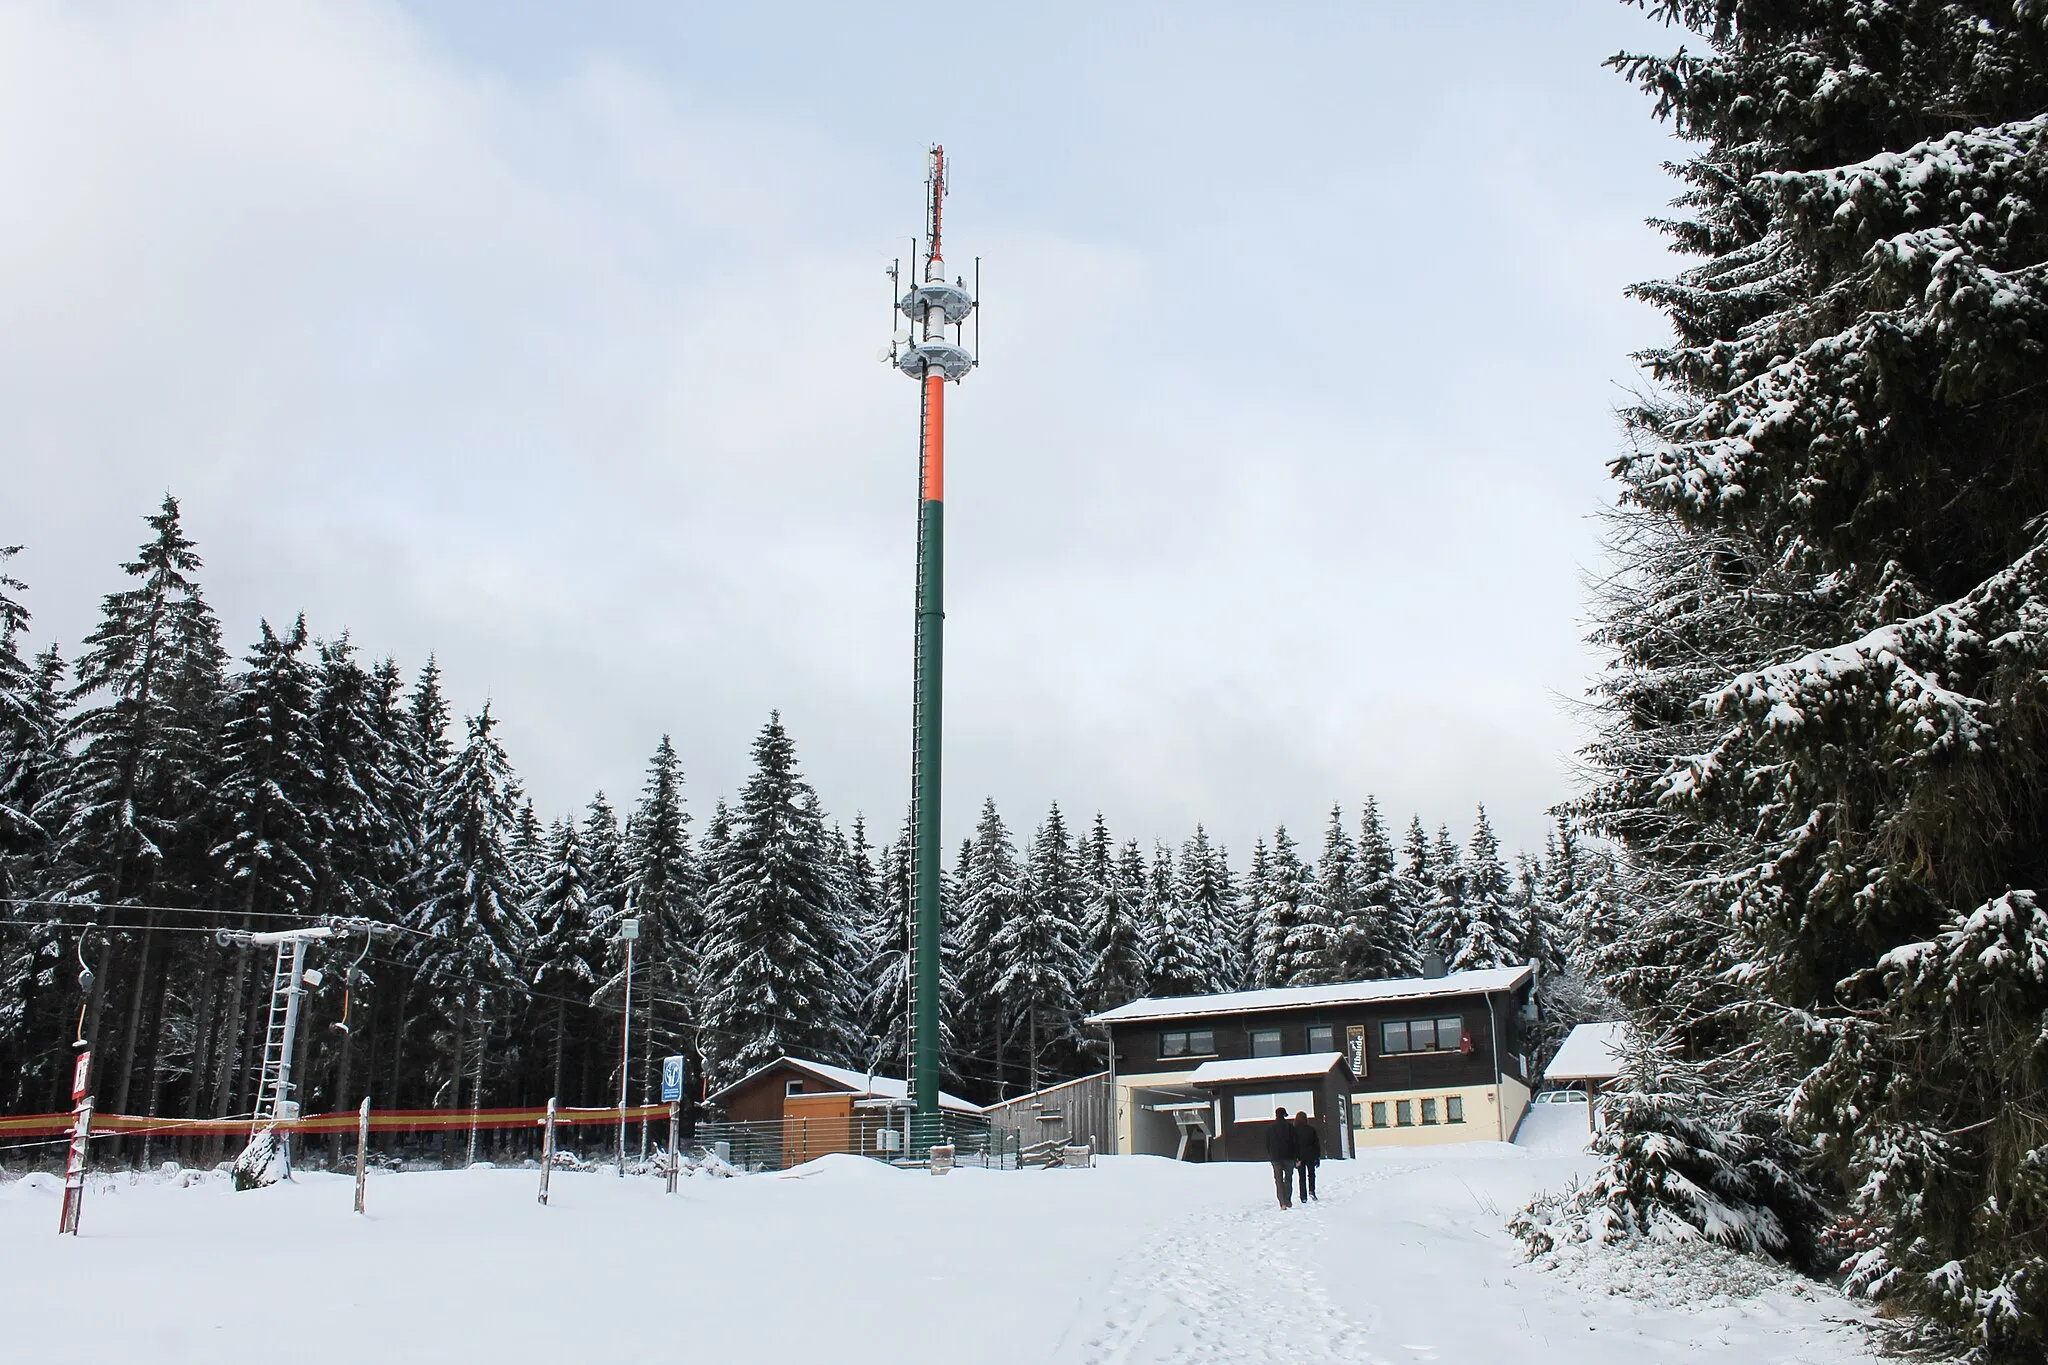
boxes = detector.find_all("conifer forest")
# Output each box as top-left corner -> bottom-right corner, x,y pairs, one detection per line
0,500 -> 1594,1125
12,3 -> 2048,1361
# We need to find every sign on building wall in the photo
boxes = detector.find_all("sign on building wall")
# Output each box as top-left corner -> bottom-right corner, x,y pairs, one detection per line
1346,1025 -> 1366,1078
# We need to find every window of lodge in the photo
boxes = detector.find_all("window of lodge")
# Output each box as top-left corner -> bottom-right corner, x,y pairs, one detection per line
1379,1016 -> 1466,1055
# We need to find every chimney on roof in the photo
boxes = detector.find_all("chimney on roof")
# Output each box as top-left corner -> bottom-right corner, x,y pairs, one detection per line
1421,952 -> 1447,979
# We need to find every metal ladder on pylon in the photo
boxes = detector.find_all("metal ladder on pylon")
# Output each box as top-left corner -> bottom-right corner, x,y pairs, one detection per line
252,940 -> 299,1125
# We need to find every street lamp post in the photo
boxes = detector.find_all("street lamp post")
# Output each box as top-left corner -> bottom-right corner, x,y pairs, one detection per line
617,914 -> 639,1177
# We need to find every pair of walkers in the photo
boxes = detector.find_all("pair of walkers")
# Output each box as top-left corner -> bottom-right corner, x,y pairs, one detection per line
1263,1108 -> 1321,1208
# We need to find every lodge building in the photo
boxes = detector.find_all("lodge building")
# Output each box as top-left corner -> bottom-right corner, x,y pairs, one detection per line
1086,964 -> 1538,1161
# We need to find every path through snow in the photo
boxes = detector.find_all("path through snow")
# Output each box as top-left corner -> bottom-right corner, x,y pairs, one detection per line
0,1145 -> 1877,1364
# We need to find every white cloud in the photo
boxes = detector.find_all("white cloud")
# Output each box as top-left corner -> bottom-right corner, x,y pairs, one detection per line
0,0 -> 1682,861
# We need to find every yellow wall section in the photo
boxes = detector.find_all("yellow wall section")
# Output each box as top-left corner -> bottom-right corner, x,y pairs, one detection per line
1351,1081 -> 1529,1149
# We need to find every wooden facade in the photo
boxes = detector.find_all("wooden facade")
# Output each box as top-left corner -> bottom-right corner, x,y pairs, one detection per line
705,1056 -> 982,1169
982,1072 -> 1113,1154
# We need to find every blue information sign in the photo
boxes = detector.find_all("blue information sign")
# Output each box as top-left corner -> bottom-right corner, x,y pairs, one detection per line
660,1055 -> 688,1104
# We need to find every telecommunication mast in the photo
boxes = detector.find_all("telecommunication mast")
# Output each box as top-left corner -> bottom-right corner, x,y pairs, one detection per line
884,146 -> 975,1143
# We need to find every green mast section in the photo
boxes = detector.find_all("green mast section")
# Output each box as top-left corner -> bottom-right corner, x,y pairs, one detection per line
913,493 -> 943,1146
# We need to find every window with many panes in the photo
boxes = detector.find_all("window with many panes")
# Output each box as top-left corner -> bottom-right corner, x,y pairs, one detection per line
1419,1097 -> 1438,1125
1370,1102 -> 1388,1128
1158,1029 -> 1217,1059
1306,1025 -> 1335,1053
1250,1028 -> 1282,1058
1379,1016 -> 1466,1055
1445,1095 -> 1465,1123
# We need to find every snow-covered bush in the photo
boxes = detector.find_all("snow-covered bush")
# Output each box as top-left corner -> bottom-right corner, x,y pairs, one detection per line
230,1128 -> 285,1191
1513,1043 -> 1825,1268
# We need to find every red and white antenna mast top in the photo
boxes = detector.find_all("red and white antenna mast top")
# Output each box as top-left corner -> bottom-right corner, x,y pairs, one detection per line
924,145 -> 946,279
887,144 -> 976,382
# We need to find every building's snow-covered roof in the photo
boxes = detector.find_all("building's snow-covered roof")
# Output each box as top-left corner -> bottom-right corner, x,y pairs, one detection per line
709,1056 -> 982,1114
1543,1022 -> 1629,1082
1086,966 -> 1534,1027
1189,1052 -> 1347,1087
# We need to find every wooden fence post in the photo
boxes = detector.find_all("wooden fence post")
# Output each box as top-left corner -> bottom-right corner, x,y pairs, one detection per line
353,1097 -> 371,1214
537,1098 -> 557,1206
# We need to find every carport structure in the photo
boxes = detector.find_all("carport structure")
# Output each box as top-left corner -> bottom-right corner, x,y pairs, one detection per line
1541,1022 -> 1628,1130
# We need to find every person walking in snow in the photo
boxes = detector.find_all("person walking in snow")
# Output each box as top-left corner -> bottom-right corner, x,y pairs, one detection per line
1264,1106 -> 1297,1208
1292,1110 -> 1321,1203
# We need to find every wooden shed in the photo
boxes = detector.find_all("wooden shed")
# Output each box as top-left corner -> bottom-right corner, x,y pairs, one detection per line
705,1056 -> 981,1168
982,1072 -> 1112,1156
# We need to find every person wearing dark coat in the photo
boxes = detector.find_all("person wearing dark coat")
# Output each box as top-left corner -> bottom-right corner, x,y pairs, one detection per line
1293,1110 -> 1322,1202
1264,1106 -> 1297,1208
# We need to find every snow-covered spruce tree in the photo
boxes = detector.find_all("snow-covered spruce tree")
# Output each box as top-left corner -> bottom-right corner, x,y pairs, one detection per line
1142,841 -> 1209,998
860,813 -> 915,1073
210,619 -> 320,925
52,497 -> 226,1118
840,814 -> 898,1069
1253,825 -> 1313,987
528,817 -> 596,1102
1437,806 -> 1523,973
305,637 -> 401,928
1339,797 -> 1422,980
869,816 -> 966,1084
993,804 -> 1087,1092
693,715 -> 854,1091
938,835 -> 974,1092
1563,5 -> 2048,1353
198,617 -> 322,1135
294,639 -> 406,1128
953,798 -> 1025,1094
1080,817 -> 1147,1020
51,497 -> 224,902
0,552 -> 64,1106
353,657 -> 445,1110
507,799 -> 546,903
1419,824 -> 1466,962
0,547 -> 38,866
0,647 -> 65,1091
581,792 -> 629,922
601,736 -> 697,1098
1237,837 -> 1271,984
1528,822 -> 1578,972
1285,808 -> 1354,985
1396,815 -> 1433,938
1511,1039 -> 1826,1266
1512,850 -> 1561,974
1175,826 -> 1239,990
413,705 -> 531,1115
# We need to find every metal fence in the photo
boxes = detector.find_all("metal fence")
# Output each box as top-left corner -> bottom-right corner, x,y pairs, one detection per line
693,1110 -> 1014,1172
0,1103 -> 681,1174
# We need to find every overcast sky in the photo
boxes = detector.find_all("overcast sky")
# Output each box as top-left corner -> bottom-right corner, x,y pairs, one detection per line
0,1 -> 1686,863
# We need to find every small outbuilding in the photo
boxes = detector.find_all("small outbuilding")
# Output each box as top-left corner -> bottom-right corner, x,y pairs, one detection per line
1190,1052 -> 1353,1162
1541,1022 -> 1628,1130
706,1056 -> 981,1167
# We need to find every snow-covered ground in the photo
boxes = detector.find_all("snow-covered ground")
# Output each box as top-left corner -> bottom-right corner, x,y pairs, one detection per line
0,1140 -> 1875,1364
